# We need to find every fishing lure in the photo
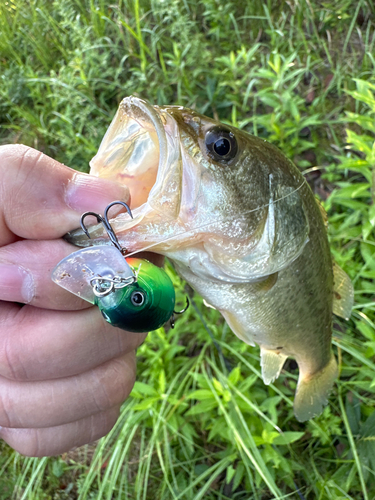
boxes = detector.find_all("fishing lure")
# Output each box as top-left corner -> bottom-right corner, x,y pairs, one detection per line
52,201 -> 187,333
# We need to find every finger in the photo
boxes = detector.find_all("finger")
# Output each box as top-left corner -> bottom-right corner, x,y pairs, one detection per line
0,351 -> 136,429
0,405 -> 121,457
0,239 -> 90,309
0,239 -> 165,309
0,303 -> 146,381
0,144 -> 130,245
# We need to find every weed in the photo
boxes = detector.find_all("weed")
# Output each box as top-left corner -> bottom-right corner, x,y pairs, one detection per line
1,0 -> 375,498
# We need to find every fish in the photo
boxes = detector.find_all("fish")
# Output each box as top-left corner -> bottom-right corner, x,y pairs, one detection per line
65,96 -> 354,421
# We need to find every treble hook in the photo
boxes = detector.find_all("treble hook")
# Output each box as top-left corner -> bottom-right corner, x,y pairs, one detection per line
80,212 -> 105,238
170,297 -> 190,329
80,201 -> 133,254
174,296 -> 190,315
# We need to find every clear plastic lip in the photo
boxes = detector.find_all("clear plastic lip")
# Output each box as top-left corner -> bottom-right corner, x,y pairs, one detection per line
51,247 -> 135,304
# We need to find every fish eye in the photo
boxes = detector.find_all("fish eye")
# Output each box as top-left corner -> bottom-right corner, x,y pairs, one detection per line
131,290 -> 145,307
205,127 -> 238,163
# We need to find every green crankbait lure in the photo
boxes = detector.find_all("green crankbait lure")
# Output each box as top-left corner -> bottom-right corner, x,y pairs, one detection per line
52,201 -> 187,333
96,257 -> 176,332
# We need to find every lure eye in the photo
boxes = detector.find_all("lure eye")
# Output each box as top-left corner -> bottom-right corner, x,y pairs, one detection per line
130,290 -> 145,307
205,127 -> 238,163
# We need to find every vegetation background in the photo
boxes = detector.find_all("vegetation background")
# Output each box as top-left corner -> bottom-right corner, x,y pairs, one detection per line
1,0 -> 375,498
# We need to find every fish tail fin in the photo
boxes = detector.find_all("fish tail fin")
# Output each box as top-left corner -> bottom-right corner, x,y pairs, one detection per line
294,352 -> 338,422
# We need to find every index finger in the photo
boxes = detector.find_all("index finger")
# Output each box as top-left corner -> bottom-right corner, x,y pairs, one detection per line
0,145 -> 130,246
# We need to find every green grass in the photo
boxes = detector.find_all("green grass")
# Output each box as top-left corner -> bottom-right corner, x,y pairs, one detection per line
1,0 -> 375,498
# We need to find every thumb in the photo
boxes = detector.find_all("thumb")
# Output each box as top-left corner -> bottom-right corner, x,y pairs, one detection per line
0,145 -> 129,245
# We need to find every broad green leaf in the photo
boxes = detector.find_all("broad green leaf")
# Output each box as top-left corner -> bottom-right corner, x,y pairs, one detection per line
273,432 -> 305,445
52,461 -> 65,478
208,417 -> 230,441
346,129 -> 374,156
338,157 -> 370,169
346,79 -> 375,111
369,205 -> 375,227
258,92 -> 280,108
357,321 -> 375,341
226,465 -> 236,484
186,389 -> 214,400
228,366 -> 241,385
158,369 -> 166,394
361,243 -> 375,269
185,399 -> 218,415
353,78 -> 375,92
345,112 -> 375,133
363,220 -> 374,240
212,377 -> 224,395
289,99 -> 300,122
232,462 -> 245,491
132,381 -> 158,397
190,373 -> 210,389
133,396 -> 160,410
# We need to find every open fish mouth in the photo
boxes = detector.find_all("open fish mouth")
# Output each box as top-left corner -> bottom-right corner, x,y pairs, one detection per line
65,97 -> 183,246
90,97 -> 168,213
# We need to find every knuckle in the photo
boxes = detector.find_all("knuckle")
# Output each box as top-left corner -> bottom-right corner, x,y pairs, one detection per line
110,355 -> 137,404
12,429 -> 44,458
0,144 -> 30,163
90,408 -> 120,443
0,386 -> 14,427
20,430 -> 42,457
93,354 -> 136,410
115,330 -> 148,355
0,335 -> 28,381
0,145 -> 42,229
0,144 -> 33,181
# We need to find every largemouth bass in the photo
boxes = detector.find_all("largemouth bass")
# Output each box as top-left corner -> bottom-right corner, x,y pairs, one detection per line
65,97 -> 353,421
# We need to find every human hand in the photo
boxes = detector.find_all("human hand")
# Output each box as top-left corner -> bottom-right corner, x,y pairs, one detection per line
0,145 -> 147,457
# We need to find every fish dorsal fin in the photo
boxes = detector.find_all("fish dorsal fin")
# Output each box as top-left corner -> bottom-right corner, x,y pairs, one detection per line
316,198 -> 328,230
260,348 -> 288,385
332,262 -> 354,320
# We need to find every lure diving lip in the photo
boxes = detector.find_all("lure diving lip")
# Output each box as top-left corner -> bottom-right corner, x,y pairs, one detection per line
52,201 -> 186,333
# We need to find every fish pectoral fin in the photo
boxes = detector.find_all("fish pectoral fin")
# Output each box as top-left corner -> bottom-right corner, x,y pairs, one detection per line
332,262 -> 354,320
294,353 -> 338,422
260,348 -> 287,385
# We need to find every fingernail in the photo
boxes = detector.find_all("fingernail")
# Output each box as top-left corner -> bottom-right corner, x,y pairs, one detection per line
65,173 -> 130,214
0,264 -> 34,303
